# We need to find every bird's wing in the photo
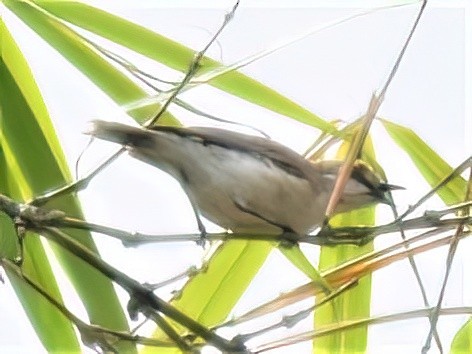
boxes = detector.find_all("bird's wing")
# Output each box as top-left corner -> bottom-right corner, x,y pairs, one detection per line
152,125 -> 324,193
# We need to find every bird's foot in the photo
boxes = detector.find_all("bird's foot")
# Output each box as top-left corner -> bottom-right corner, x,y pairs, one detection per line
279,229 -> 299,248
196,222 -> 208,248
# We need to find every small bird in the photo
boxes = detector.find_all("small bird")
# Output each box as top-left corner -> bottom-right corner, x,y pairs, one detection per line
87,121 -> 399,236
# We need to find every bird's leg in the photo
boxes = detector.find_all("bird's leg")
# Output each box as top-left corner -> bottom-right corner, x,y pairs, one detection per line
178,180 -> 208,246
188,200 -> 207,247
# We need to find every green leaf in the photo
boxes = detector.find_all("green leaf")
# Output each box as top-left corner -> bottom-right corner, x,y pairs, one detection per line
176,240 -> 273,325
314,210 -> 374,354
0,18 -> 135,353
4,0 -> 177,126
4,2 -> 278,351
314,137 -> 377,354
0,212 -> 18,260
143,240 -> 274,353
279,245 -> 332,294
381,119 -> 467,205
0,21 -> 79,352
33,0 -> 337,134
4,251 -> 80,353
451,318 -> 472,354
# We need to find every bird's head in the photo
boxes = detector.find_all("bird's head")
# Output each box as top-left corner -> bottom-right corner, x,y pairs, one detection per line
313,160 -> 403,214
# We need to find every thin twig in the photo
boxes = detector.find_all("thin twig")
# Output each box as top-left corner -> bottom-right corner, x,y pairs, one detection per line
191,228 -> 471,331
422,167 -> 472,353
158,3 -> 415,95
31,148 -> 125,207
147,266 -> 199,290
0,195 -> 244,352
30,1 -> 241,208
5,190 -> 470,249
234,228 -> 470,326
35,226 -> 245,353
325,0 -> 428,218
388,194 -> 442,352
145,0 -> 240,127
0,258 -> 173,352
227,278 -> 358,341
251,305 -> 472,354
88,35 -> 271,138
146,312 -> 191,352
396,156 -> 472,221
88,40 -> 180,86
51,205 -> 472,247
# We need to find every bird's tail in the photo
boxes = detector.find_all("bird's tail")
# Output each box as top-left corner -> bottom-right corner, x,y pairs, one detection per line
85,120 -> 154,147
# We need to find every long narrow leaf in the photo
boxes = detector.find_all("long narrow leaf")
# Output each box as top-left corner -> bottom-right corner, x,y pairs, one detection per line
33,0 -> 337,134
279,245 -> 332,294
450,319 -> 472,354
381,119 -> 467,205
143,240 -> 274,353
174,240 -> 274,325
314,137 -> 377,354
1,20 -> 79,352
4,3 -> 277,351
0,17 -> 135,353
4,0 -> 176,126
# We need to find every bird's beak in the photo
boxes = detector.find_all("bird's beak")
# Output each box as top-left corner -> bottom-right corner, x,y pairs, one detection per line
378,183 -> 405,206
380,183 -> 405,191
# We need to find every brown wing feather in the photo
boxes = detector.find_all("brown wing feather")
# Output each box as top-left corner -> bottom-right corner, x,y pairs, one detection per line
151,125 -> 324,193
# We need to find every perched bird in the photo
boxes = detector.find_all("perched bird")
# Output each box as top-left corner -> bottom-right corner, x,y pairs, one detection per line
87,121 -> 398,236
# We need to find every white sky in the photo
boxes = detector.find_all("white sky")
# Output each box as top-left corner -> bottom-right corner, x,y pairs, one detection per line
0,1 -> 471,353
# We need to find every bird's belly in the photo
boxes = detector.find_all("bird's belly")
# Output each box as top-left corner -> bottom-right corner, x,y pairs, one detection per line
182,144 -> 326,235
